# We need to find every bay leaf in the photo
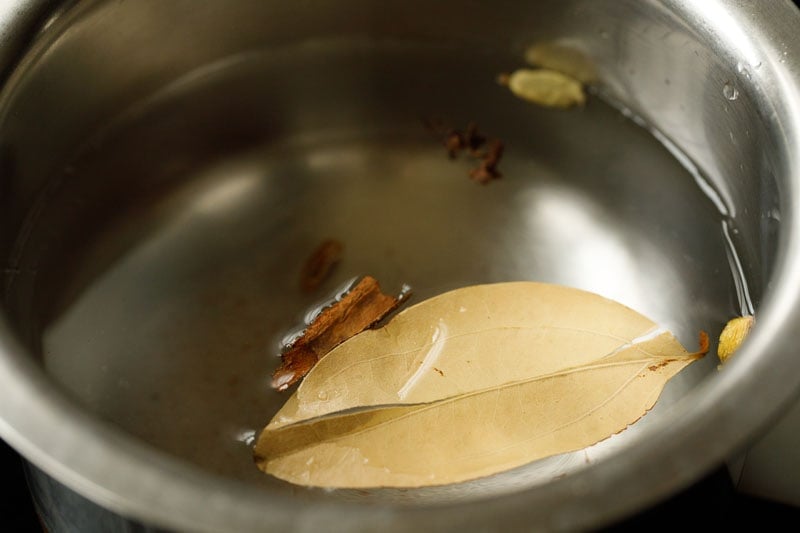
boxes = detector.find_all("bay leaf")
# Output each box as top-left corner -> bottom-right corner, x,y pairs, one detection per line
255,282 -> 706,488
268,282 -> 669,429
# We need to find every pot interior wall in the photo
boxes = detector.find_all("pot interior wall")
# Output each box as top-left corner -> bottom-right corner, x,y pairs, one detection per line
0,0 -> 782,507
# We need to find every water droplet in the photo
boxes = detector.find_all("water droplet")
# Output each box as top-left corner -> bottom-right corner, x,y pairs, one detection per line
723,83 -> 739,101
280,326 -> 306,349
317,390 -> 329,401
736,62 -> 751,80
234,429 -> 256,446
399,283 -> 413,301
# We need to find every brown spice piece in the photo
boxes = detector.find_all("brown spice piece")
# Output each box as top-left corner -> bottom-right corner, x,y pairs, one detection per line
464,121 -> 487,155
469,139 -> 504,184
272,276 -> 409,391
299,239 -> 343,293
425,118 -> 504,184
444,131 -> 465,159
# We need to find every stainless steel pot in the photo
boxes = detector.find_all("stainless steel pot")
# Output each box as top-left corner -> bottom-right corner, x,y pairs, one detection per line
2,1 -> 800,531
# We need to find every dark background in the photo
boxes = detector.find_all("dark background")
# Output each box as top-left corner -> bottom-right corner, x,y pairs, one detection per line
4,0 -> 800,531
